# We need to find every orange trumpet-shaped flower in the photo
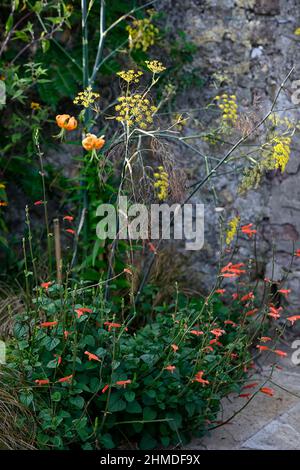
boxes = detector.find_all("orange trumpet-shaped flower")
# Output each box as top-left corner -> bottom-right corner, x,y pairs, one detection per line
295,249 -> 300,257
211,328 -> 225,337
224,319 -> 237,326
40,321 -> 58,328
242,382 -> 258,389
278,289 -> 291,297
82,133 -> 105,151
260,387 -> 274,397
63,215 -> 74,221
57,374 -> 73,383
171,344 -> 179,352
221,262 -> 245,278
241,291 -> 254,302
287,315 -> 300,325
268,304 -> 282,319
256,344 -> 269,352
104,321 -> 128,331
241,223 -> 257,238
193,371 -> 209,385
245,308 -> 258,317
75,307 -> 93,318
116,380 -> 131,388
102,384 -> 109,394
56,114 -> 77,131
215,289 -> 226,294
273,349 -> 287,357
164,365 -> 176,373
41,281 -> 52,290
84,351 -> 101,362
190,329 -> 204,336
35,379 -> 50,386
260,336 -> 272,342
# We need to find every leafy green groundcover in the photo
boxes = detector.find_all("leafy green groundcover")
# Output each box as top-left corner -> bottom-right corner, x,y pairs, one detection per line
5,287 -> 251,450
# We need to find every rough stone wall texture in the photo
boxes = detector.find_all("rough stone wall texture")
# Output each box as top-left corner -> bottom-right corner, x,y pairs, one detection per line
156,0 -> 300,314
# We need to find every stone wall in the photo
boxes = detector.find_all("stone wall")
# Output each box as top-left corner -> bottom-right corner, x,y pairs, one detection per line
157,0 -> 300,313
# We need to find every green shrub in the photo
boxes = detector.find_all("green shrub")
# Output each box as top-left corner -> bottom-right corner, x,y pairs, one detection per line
6,285 -> 253,450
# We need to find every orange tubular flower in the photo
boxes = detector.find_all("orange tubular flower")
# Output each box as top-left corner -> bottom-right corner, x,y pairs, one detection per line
104,322 -> 128,332
41,281 -> 52,290
164,365 -> 176,373
239,393 -> 251,398
224,320 -> 237,326
278,289 -> 291,297
268,304 -> 282,319
75,307 -> 93,319
82,133 -> 105,151
241,291 -> 254,302
56,114 -> 77,131
193,371 -> 209,385
35,379 -> 50,386
221,262 -> 245,278
211,328 -> 225,337
260,336 -> 272,342
260,387 -> 274,397
295,249 -> 300,257
241,223 -> 257,238
171,344 -> 179,352
287,315 -> 300,325
57,374 -> 73,383
34,200 -> 44,206
273,349 -> 287,357
116,380 -> 131,388
40,321 -> 58,328
63,215 -> 74,221
256,345 -> 269,352
190,329 -> 204,336
65,228 -> 76,235
84,351 -> 101,362
242,382 -> 258,389
215,289 -> 226,294
102,384 -> 109,394
245,308 -> 258,317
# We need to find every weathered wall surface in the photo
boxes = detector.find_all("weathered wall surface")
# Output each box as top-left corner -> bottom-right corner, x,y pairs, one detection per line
158,0 -> 300,313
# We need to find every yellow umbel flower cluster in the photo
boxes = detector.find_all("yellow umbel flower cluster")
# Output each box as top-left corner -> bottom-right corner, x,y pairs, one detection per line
117,70 -> 143,84
0,183 -> 6,190
294,27 -> 300,35
215,93 -> 238,124
115,94 -> 157,129
145,60 -> 166,74
226,216 -> 240,245
73,86 -> 100,108
271,136 -> 291,172
154,166 -> 169,201
127,17 -> 159,52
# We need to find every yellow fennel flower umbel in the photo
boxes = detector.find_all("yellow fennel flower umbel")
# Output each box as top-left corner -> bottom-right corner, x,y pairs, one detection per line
74,86 -> 100,108
114,94 -> 157,129
154,166 -> 169,201
215,93 -> 238,125
145,60 -> 166,74
117,70 -> 143,83
226,216 -> 240,245
127,17 -> 159,52
272,136 -> 291,172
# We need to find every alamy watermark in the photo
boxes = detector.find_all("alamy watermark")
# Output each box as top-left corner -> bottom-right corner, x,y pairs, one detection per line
96,197 -> 204,250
